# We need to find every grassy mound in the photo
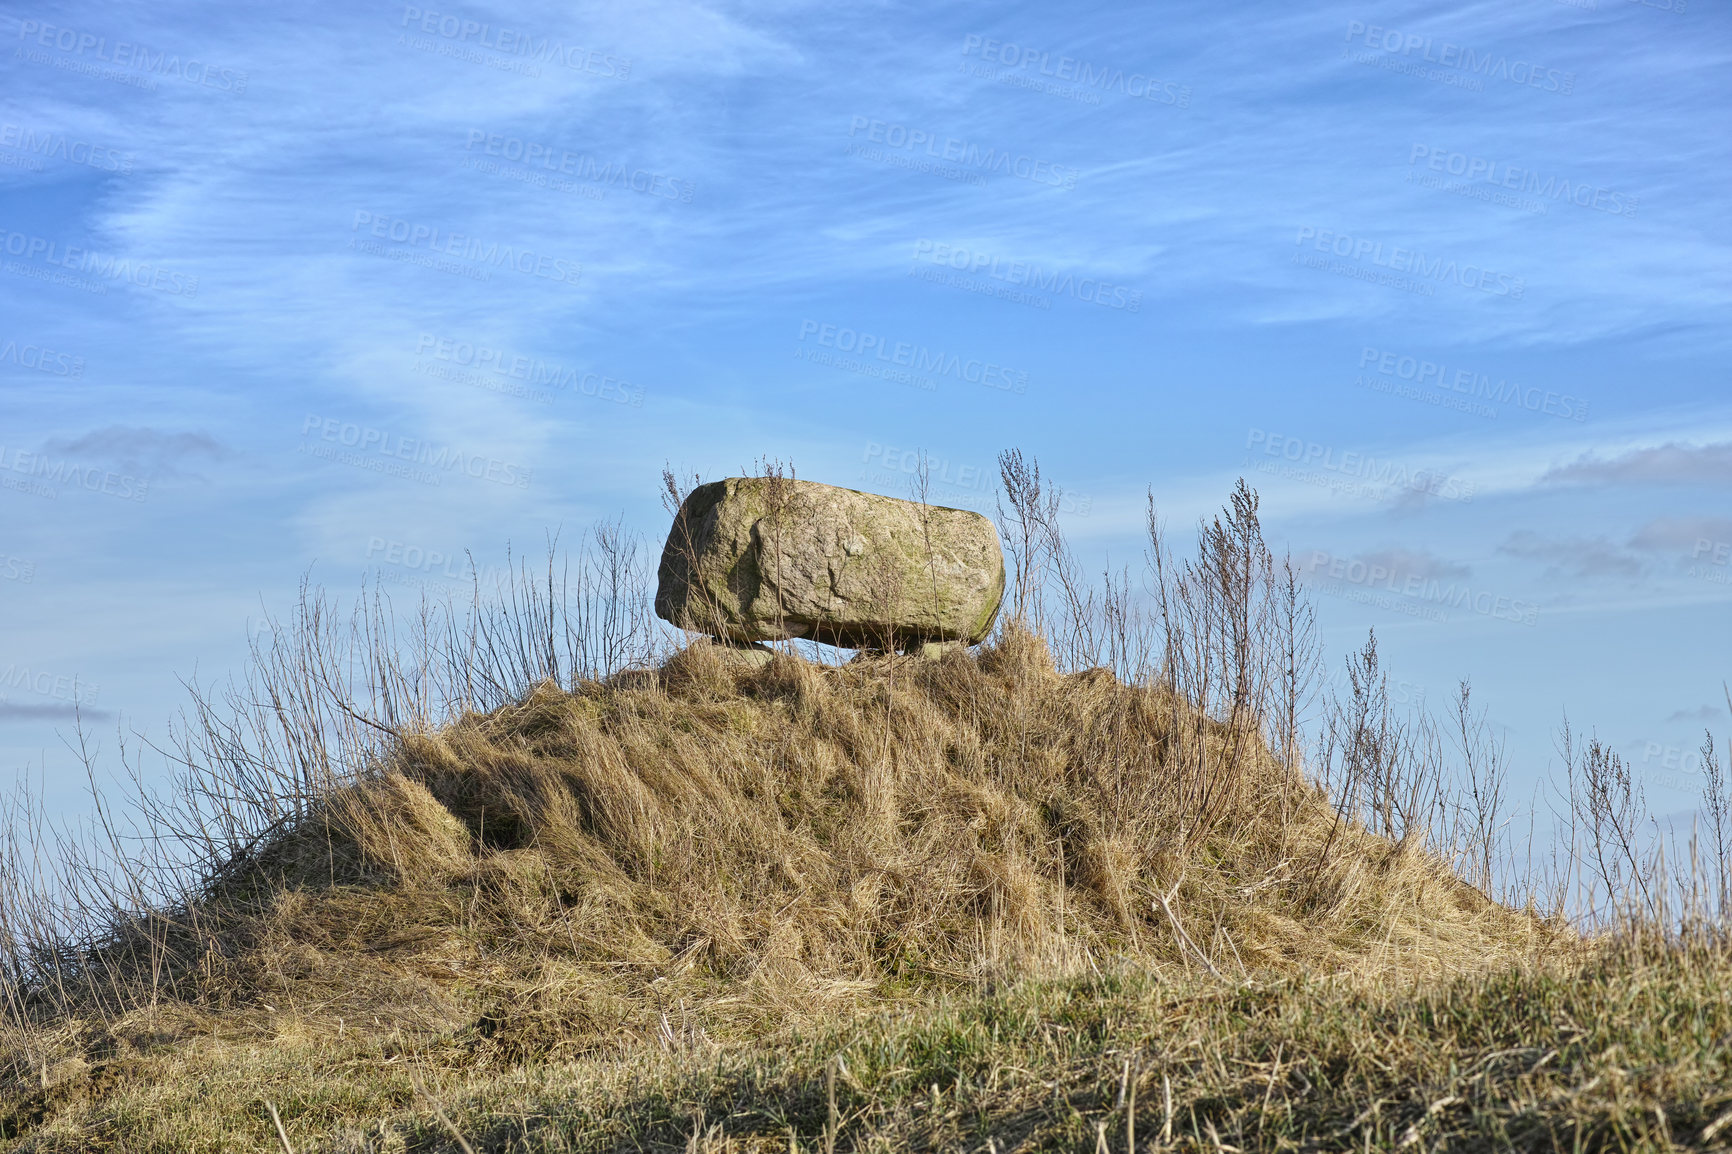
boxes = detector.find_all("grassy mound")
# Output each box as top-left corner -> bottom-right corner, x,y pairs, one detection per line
0,631 -> 1568,1150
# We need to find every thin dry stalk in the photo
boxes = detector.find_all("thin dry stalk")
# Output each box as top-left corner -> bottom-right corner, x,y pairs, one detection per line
265,1100 -> 294,1154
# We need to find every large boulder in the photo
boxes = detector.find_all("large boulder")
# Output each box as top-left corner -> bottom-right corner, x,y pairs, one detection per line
655,477 -> 1005,649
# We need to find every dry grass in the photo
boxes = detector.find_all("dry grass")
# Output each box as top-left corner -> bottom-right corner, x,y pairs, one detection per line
7,939 -> 1729,1151
0,627 -> 1570,1150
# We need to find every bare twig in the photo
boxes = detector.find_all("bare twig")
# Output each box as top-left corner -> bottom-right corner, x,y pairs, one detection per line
265,1100 -> 294,1154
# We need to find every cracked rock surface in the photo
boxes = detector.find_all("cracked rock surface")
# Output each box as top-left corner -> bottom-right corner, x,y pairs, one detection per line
655,476 -> 1005,649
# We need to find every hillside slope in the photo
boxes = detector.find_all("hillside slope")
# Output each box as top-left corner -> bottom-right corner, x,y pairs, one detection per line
0,631 -> 1611,1151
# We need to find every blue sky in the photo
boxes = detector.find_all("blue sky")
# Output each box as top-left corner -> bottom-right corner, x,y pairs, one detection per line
1,0 -> 1728,823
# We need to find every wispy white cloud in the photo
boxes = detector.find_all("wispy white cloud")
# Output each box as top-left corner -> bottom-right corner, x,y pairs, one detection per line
1542,442 -> 1732,486
1629,516 -> 1732,553
1497,530 -> 1644,579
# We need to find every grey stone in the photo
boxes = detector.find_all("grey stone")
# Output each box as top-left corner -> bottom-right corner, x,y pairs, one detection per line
655,477 -> 1005,649
907,640 -> 966,660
